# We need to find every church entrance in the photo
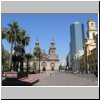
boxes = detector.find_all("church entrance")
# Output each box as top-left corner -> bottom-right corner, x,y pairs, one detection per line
41,62 -> 47,71
43,67 -> 46,71
51,67 -> 54,71
50,63 -> 55,71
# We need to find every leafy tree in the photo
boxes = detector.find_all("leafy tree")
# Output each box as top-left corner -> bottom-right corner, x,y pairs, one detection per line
2,21 -> 30,72
33,47 -> 42,73
2,21 -> 20,70
18,30 -> 30,72
59,65 -> 63,70
32,62 -> 37,70
2,45 -> 10,72
25,54 -> 32,73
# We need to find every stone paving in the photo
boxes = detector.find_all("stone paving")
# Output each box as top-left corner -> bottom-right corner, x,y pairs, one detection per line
2,72 -> 98,86
33,72 -> 98,86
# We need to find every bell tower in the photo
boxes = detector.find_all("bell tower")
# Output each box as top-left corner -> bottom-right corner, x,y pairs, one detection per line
34,38 -> 40,51
87,18 -> 98,39
49,38 -> 56,55
48,38 -> 58,59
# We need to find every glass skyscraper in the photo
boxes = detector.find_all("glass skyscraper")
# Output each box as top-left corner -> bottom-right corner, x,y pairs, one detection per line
70,22 -> 84,58
70,22 -> 85,71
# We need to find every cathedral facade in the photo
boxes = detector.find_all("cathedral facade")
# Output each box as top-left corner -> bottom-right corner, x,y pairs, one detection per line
29,38 -> 59,72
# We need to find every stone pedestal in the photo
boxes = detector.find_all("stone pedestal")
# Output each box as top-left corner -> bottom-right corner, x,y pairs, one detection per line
4,71 -> 28,79
5,71 -> 17,79
17,72 -> 28,78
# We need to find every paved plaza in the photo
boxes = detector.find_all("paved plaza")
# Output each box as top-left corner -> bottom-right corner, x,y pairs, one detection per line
32,72 -> 98,86
2,72 -> 98,86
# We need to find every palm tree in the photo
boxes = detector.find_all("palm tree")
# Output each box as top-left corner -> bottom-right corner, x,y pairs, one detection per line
2,28 -> 9,69
2,22 -> 20,71
7,21 -> 19,70
2,22 -> 30,72
2,28 -> 9,40
18,30 -> 30,72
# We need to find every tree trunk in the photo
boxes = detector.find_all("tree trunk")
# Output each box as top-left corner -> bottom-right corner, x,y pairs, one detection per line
16,62 -> 18,72
20,60 -> 23,72
9,40 -> 13,71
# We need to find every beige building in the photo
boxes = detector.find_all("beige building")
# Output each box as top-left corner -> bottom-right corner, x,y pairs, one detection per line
79,18 -> 98,74
88,48 -> 97,73
28,39 -> 59,72
79,55 -> 86,73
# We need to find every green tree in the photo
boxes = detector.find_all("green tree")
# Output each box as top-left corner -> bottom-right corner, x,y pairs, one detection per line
32,62 -> 37,70
25,54 -> 32,73
2,21 -> 30,72
2,21 -> 20,70
2,28 -> 9,40
33,47 -> 42,73
59,65 -> 63,71
2,45 -> 10,72
19,30 -> 30,72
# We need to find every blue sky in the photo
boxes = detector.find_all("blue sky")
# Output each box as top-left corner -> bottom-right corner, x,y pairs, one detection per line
2,14 -> 98,63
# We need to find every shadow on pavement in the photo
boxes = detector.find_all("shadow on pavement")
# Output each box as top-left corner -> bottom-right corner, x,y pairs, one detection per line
2,78 -> 39,86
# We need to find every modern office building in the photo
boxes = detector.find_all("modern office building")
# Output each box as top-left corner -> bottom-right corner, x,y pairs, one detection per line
70,22 -> 84,56
70,22 -> 85,71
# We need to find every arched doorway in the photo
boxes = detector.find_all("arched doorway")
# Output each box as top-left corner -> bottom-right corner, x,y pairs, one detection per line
41,62 -> 47,71
43,67 -> 46,71
50,63 -> 55,71
51,67 -> 54,71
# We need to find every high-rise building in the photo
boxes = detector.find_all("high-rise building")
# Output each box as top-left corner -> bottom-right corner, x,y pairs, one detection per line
70,22 -> 85,71
66,52 -> 71,69
70,22 -> 84,57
